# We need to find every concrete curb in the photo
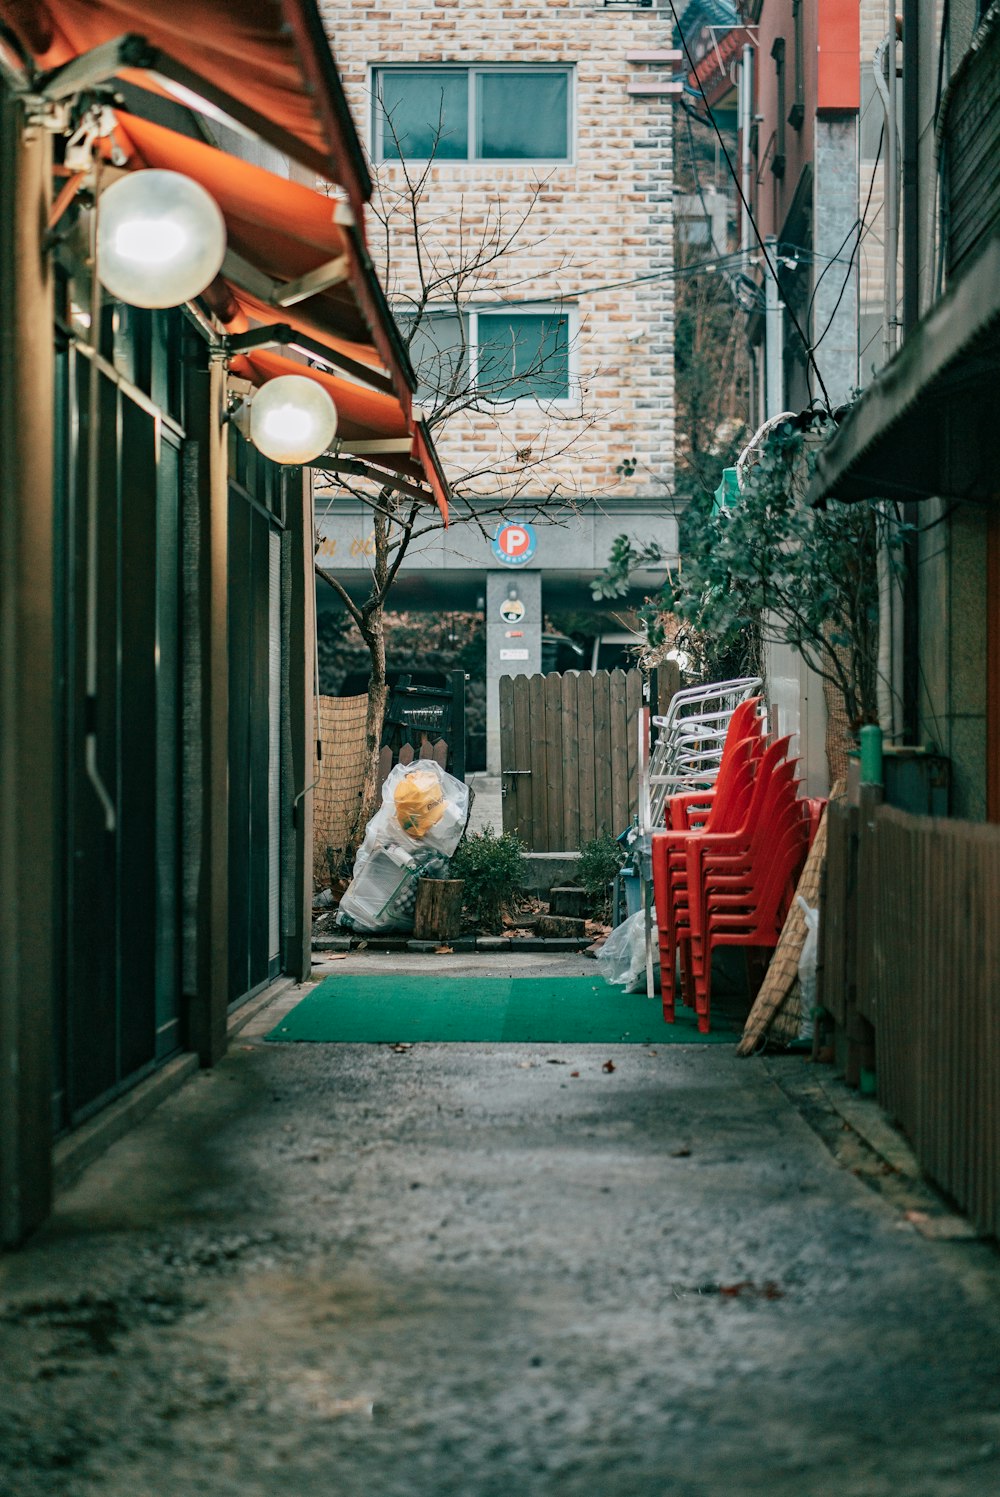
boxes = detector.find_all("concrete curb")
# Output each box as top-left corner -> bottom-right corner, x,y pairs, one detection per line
54,1053 -> 200,1193
313,936 -> 592,955
228,977 -> 297,1037
53,976 -> 301,1195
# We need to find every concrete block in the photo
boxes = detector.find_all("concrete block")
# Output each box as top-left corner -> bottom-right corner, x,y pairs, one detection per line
520,851 -> 581,892
548,885 -> 588,917
536,914 -> 588,938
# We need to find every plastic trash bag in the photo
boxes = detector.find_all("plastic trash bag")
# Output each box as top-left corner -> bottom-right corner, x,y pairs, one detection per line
796,895 -> 820,1042
598,908 -> 657,994
393,769 -> 446,839
336,760 -> 470,932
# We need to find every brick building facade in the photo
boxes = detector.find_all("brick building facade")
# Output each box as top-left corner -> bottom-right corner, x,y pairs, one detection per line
319,2 -> 685,769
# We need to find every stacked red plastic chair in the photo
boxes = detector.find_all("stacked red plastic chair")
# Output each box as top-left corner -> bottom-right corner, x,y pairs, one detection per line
651,705 -> 814,1033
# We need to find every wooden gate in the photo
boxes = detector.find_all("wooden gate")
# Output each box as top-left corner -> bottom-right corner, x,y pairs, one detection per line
499,670 -> 643,851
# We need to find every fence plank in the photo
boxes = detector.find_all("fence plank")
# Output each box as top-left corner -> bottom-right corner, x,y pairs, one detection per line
626,669 -> 643,821
591,670 -> 612,841
499,674 -> 515,837
512,673 -> 533,840
608,670 -> 629,839
576,673 -> 596,844
562,671 -> 581,850
528,672 -> 549,850
543,673 -> 564,850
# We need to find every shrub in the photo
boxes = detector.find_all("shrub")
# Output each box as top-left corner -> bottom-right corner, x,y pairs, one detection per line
451,825 -> 525,934
578,835 -> 626,923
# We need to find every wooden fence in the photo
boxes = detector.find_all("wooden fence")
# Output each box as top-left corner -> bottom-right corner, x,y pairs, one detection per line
821,798 -> 1000,1239
499,669 -> 643,851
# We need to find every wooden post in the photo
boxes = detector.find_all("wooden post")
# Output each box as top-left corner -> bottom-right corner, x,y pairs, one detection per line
414,878 -> 464,942
0,87 -> 56,1244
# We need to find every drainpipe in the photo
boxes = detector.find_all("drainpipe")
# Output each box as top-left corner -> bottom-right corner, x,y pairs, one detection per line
764,234 -> 783,417
881,9 -> 900,363
901,0 -> 920,334
739,43 -> 754,274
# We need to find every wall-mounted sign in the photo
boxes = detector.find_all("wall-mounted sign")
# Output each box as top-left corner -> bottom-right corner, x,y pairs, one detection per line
500,648 -> 530,661
492,521 -> 537,567
499,596 -> 525,623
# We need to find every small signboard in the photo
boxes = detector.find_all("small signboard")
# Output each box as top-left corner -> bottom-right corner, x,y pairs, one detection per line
492,521 -> 537,567
500,648 -> 530,661
499,596 -> 525,624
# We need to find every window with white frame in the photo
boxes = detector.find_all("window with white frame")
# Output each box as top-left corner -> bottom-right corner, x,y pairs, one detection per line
373,66 -> 572,163
399,306 -> 573,404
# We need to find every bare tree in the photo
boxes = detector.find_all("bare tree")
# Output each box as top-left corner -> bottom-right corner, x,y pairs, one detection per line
315,113 -> 600,842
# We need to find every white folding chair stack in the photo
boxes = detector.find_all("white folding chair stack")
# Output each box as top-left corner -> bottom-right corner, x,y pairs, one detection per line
646,677 -> 762,829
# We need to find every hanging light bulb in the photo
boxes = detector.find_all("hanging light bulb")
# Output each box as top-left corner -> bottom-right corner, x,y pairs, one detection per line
97,169 -> 227,309
249,375 -> 338,464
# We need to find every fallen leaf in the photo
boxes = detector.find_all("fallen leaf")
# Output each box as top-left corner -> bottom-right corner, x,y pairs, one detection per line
434,946 -> 453,955
390,1043 -> 412,1054
517,1061 -> 532,1069
326,953 -> 349,962
602,1060 -> 616,1073
570,1071 -> 580,1078
671,1146 -> 692,1158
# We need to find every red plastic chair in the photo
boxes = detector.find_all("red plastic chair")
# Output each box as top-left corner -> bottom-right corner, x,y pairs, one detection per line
654,736 -> 798,1027
690,808 -> 811,1029
664,742 -> 796,1023
651,707 -> 767,1014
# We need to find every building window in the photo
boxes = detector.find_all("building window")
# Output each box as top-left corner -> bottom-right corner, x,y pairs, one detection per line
771,38 -> 786,177
399,306 -> 573,403
789,0 -> 805,130
373,67 -> 572,163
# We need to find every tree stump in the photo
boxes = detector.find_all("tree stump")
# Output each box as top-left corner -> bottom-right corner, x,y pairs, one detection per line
413,878 -> 464,942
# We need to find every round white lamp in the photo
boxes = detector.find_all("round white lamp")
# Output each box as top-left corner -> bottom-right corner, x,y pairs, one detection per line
249,375 -> 338,464
97,169 -> 227,309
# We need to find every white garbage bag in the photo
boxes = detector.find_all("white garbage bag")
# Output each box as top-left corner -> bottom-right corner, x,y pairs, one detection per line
336,760 -> 470,933
597,909 -> 657,994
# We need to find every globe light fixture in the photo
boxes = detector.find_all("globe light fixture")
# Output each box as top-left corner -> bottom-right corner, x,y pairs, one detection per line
249,375 -> 338,464
97,169 -> 227,309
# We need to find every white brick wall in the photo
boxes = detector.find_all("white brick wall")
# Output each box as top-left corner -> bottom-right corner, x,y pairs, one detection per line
323,0 -> 677,503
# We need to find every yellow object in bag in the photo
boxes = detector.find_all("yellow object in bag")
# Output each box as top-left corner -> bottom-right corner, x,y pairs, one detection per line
393,770 -> 446,838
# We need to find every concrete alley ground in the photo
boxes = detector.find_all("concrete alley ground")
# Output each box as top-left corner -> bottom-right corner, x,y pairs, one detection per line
3,953 -> 1000,1497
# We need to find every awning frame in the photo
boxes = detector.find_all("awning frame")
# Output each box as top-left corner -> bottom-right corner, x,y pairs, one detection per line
225,325 -> 396,397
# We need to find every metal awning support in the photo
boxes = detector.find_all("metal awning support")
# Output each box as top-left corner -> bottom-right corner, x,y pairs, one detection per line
807,231 -> 1000,506
225,323 -> 395,396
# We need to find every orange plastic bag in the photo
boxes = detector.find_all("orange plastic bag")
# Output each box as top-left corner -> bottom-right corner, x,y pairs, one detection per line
393,770 -> 446,838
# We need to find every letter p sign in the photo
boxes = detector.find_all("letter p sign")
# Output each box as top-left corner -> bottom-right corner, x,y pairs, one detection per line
492,520 -> 537,567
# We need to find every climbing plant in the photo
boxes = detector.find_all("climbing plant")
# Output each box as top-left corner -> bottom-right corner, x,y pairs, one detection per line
595,413 -> 910,732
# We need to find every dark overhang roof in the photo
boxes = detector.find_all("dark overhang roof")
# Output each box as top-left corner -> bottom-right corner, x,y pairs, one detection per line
807,231 -> 1000,506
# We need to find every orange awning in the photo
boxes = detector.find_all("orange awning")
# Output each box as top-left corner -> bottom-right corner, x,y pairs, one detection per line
0,0 -> 449,518
0,0 -> 371,218
234,348 -> 409,444
233,348 -> 450,520
111,111 -> 385,374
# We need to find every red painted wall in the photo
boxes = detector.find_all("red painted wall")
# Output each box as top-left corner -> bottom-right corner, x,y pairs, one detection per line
817,0 -> 861,110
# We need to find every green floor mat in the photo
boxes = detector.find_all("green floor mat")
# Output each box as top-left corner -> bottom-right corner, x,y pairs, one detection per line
267,974 -> 734,1044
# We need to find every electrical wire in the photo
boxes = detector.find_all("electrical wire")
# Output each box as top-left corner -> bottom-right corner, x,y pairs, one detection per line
666,0 -> 832,410
499,241 -> 856,307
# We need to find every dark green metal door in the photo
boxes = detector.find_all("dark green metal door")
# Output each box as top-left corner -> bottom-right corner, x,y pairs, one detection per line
55,344 -> 183,1127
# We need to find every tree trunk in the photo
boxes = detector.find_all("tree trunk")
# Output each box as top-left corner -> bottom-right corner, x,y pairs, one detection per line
413,878 -> 464,942
351,508 -> 392,844
352,609 -> 387,844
